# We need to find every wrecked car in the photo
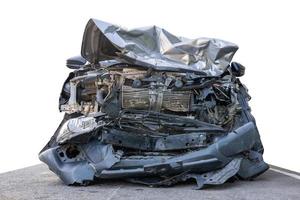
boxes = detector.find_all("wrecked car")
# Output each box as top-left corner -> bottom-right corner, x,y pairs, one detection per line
39,18 -> 269,189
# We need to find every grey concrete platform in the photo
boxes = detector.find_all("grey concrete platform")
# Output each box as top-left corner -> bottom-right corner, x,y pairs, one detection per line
0,164 -> 299,200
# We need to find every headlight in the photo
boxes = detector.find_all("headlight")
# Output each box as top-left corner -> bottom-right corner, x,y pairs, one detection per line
56,116 -> 97,144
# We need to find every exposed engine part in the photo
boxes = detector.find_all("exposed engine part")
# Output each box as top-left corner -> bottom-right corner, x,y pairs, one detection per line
121,85 -> 192,112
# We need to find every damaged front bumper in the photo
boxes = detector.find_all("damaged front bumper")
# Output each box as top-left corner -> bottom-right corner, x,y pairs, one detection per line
40,121 -> 268,189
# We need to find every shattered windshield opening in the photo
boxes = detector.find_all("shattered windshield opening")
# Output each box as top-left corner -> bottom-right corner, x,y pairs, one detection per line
39,19 -> 268,189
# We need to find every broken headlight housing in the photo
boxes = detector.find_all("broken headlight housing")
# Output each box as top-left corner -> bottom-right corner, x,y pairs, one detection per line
56,116 -> 99,144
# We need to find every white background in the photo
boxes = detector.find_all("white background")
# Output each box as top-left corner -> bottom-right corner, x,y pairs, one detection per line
0,0 -> 299,173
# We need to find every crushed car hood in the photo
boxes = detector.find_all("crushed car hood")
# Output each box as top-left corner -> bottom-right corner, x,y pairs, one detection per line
81,18 -> 238,76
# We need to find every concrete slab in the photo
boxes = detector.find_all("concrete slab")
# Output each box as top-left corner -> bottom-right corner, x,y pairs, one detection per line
0,164 -> 299,200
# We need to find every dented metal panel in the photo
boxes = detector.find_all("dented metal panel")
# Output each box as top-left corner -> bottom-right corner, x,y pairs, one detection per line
81,19 -> 238,76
